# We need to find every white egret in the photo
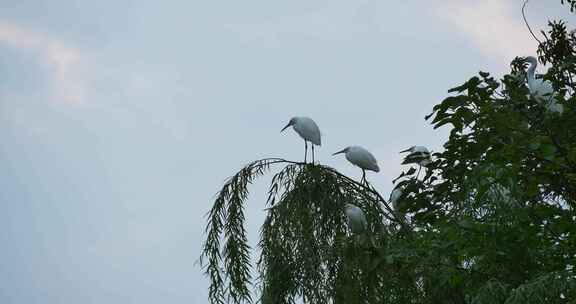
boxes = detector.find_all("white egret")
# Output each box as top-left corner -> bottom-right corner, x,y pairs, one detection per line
400,146 -> 431,165
389,186 -> 408,224
344,203 -> 367,234
389,187 -> 403,212
525,56 -> 564,114
547,101 -> 564,114
281,116 -> 321,163
400,146 -> 432,178
401,145 -> 429,154
525,56 -> 553,99
333,146 -> 379,184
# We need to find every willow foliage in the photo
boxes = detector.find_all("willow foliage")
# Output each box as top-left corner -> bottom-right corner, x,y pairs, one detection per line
201,4 -> 576,304
201,158 -> 409,304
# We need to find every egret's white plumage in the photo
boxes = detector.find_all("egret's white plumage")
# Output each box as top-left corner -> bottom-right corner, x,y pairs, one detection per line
282,117 -> 321,145
400,146 -> 432,167
281,116 -> 321,163
525,56 -> 553,99
401,146 -> 429,154
525,56 -> 564,114
547,101 -> 564,114
333,146 -> 379,183
333,146 -> 379,172
345,203 -> 367,234
389,187 -> 403,212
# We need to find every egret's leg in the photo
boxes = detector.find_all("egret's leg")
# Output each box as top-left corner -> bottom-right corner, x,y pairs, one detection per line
312,145 -> 315,164
361,170 -> 366,185
416,165 -> 422,180
304,141 -> 308,163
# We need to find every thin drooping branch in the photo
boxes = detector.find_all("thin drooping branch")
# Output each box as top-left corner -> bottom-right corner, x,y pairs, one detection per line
322,166 -> 407,226
202,158 -> 405,304
201,158 -> 287,304
522,0 -> 543,45
258,162 -> 393,304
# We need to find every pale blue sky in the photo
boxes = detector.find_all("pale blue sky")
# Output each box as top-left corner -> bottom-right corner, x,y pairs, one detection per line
0,1 -> 572,303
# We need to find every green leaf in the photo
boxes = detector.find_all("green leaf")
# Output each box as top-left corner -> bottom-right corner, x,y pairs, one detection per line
385,255 -> 394,265
540,144 -> 557,160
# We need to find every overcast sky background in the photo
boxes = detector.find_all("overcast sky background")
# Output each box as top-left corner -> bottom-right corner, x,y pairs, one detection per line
0,1 -> 573,303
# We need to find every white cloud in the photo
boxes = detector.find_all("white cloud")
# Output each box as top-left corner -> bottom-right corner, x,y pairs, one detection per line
435,0 -> 538,63
0,21 -> 84,104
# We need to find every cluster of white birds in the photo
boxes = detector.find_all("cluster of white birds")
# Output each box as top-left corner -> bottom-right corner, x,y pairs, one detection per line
281,116 -> 429,236
277,55 -> 563,237
524,56 -> 564,114
281,116 -> 380,183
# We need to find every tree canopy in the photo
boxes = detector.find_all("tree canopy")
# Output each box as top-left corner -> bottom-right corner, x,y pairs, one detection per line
201,3 -> 576,304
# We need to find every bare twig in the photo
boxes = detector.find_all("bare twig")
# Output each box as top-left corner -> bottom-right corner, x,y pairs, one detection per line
522,0 -> 543,45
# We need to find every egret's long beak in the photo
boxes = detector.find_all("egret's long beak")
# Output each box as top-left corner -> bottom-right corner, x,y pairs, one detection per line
280,122 -> 292,132
399,148 -> 411,153
332,148 -> 346,156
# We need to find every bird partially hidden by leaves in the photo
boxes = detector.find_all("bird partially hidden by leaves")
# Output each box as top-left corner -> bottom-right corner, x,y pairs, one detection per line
400,146 -> 432,166
344,203 -> 367,235
281,116 -> 322,163
389,187 -> 404,213
524,56 -> 564,114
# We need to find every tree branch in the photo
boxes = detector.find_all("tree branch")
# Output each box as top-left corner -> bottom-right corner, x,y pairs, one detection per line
522,0 -> 543,45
